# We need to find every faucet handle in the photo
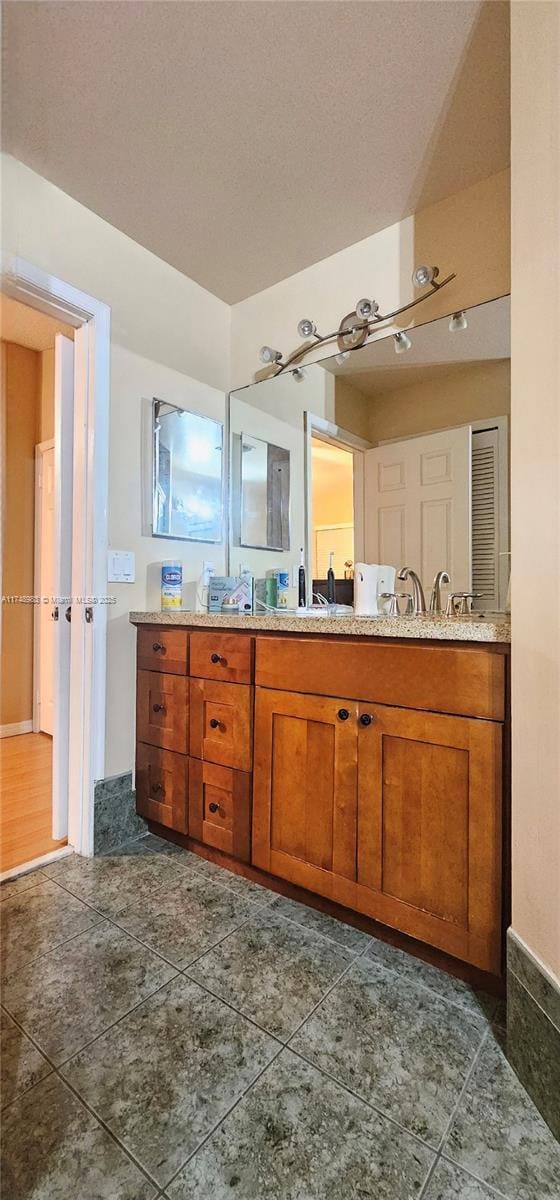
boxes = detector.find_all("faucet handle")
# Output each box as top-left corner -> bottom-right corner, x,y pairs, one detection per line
446,592 -> 488,617
379,592 -> 400,616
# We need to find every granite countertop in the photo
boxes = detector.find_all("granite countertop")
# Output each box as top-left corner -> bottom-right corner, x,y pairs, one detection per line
129,610 -> 511,644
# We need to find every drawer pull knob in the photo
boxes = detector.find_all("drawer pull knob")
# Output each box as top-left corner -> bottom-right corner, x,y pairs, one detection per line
208,802 -> 220,814
360,713 -> 374,727
152,702 -> 166,714
209,718 -> 221,730
151,783 -> 164,795
338,708 -> 350,721
210,653 -> 224,665
152,642 -> 164,652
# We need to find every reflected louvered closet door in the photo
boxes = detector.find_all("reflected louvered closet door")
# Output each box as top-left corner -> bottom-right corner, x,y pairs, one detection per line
471,428 -> 500,610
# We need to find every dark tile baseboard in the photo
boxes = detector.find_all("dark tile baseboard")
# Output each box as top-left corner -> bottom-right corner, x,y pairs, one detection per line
93,772 -> 146,855
507,928 -> 560,1140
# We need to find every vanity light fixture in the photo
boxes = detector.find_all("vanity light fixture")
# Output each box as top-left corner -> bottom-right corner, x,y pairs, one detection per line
297,318 -> 317,339
355,298 -> 379,320
257,263 -> 453,376
449,310 -> 468,332
259,345 -> 283,365
412,264 -> 438,288
394,331 -> 412,354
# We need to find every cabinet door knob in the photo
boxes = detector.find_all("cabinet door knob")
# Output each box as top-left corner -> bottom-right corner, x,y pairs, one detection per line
151,782 -> 164,795
360,713 -> 374,727
210,652 -> 224,665
208,802 -> 220,814
152,702 -> 165,714
338,708 -> 350,721
152,642 -> 164,652
209,718 -> 220,729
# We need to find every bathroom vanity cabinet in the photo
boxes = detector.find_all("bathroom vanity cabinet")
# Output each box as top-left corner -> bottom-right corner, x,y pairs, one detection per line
133,616 -> 509,976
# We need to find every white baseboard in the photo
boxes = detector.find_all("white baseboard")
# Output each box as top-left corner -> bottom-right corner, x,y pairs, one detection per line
0,720 -> 33,738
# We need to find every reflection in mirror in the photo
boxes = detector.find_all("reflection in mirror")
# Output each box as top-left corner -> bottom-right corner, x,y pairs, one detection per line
228,295 -> 510,613
153,400 -> 223,542
238,433 -> 290,550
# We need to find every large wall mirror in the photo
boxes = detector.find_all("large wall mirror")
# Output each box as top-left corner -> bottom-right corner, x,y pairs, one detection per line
152,400 -> 223,542
228,294 -> 510,611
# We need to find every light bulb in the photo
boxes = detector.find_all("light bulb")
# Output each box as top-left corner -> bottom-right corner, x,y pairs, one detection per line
297,318 -> 316,339
259,345 -> 282,364
394,331 -> 412,354
335,351 -> 350,364
355,298 -> 379,321
291,367 -> 306,381
412,264 -> 438,289
449,311 -> 468,332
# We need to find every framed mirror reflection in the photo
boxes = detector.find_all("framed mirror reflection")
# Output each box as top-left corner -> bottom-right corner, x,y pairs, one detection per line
152,400 -> 223,542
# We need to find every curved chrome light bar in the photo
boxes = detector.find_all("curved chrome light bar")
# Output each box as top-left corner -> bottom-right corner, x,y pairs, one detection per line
258,266 -> 456,376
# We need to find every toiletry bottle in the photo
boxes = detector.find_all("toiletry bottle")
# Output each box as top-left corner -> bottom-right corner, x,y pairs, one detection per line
298,548 -> 306,608
161,561 -> 182,610
196,561 -> 215,613
327,551 -> 336,605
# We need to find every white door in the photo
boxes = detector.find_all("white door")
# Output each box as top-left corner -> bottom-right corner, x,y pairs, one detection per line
52,334 -> 74,840
364,426 -> 472,597
35,441 -> 55,735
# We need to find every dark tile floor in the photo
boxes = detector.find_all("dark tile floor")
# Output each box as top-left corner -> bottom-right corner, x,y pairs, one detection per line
1,834 -> 559,1199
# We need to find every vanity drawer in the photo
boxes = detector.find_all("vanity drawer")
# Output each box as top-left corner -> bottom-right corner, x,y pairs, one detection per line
190,632 -> 253,684
136,743 -> 188,833
189,678 -> 253,771
136,670 -> 188,753
137,627 -> 189,675
255,637 -> 505,721
188,759 -> 251,861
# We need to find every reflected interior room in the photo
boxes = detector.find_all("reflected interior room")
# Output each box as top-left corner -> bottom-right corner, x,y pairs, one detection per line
1,2 -> 559,1198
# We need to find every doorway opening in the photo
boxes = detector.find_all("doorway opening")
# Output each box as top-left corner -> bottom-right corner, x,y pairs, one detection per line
0,299 -> 76,871
305,414 -> 370,606
0,262 -> 110,877
311,437 -> 355,580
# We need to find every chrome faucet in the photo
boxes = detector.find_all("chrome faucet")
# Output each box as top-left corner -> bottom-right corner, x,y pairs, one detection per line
397,566 -> 426,615
430,570 -> 451,614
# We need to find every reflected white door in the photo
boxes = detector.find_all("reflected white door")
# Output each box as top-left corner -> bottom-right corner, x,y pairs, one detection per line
52,334 -> 74,840
364,426 -> 472,596
36,442 -> 55,735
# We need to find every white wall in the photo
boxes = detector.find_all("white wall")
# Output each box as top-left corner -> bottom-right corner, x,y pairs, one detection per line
1,155 -> 230,391
510,2 -> 560,983
107,346 -> 226,776
1,154 -> 230,779
230,169 -> 510,389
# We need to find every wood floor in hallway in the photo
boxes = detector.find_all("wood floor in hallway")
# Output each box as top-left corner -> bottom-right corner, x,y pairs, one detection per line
0,732 -> 66,872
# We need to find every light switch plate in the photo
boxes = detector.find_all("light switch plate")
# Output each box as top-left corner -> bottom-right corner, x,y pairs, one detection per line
108,550 -> 135,583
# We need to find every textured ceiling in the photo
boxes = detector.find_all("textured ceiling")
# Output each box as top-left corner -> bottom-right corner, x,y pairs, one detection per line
2,1 -> 509,303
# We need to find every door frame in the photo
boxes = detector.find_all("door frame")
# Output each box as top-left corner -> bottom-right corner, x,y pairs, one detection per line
33,438 -> 55,734
304,411 -> 372,590
1,258 -> 110,857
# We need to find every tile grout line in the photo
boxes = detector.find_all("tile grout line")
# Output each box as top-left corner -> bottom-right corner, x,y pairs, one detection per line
438,1152 -> 513,1200
158,928 -> 376,1191
434,1023 -> 490,1160
0,1003 -> 162,1194
286,1042 -> 440,1159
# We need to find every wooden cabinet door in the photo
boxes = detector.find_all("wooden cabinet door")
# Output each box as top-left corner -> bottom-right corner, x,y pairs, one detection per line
357,703 -> 503,973
189,678 -> 252,772
136,743 -> 188,833
252,687 -> 359,891
188,759 -> 252,862
136,670 -> 188,753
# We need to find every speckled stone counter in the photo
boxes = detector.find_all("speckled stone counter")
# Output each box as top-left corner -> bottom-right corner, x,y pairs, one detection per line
129,609 -> 511,644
